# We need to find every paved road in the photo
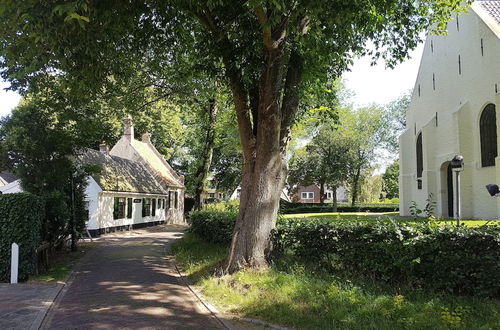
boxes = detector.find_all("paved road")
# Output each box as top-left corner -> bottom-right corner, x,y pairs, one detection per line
42,225 -> 223,329
0,283 -> 62,330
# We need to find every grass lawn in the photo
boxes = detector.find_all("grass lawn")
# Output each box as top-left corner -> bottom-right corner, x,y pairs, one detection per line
29,242 -> 94,283
282,212 -> 500,227
173,233 -> 500,330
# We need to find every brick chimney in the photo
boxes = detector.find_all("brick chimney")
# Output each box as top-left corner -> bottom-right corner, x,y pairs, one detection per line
99,142 -> 109,155
142,132 -> 151,144
123,115 -> 134,141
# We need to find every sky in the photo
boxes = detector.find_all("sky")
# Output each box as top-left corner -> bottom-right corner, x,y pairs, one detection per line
342,42 -> 425,107
0,40 -> 425,118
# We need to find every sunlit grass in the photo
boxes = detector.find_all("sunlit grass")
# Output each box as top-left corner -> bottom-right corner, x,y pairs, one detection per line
282,212 -> 499,227
173,233 -> 500,330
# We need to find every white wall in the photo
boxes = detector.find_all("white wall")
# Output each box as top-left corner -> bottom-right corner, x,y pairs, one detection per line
400,5 -> 500,219
0,179 -> 23,194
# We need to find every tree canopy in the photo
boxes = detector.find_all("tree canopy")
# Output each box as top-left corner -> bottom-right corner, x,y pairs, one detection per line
0,0 -> 470,271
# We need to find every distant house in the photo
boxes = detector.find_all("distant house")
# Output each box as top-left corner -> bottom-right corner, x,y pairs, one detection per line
0,172 -> 22,194
201,188 -> 225,203
399,1 -> 500,219
82,116 -> 185,236
230,186 -> 291,202
291,184 -> 348,204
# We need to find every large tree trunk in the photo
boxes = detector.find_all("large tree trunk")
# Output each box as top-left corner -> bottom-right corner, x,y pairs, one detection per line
332,186 -> 338,212
225,45 -> 287,272
319,181 -> 325,204
351,166 -> 361,206
194,98 -> 218,211
197,9 -> 305,273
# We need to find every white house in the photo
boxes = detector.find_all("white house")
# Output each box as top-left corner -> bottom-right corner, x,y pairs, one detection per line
0,172 -> 22,194
80,116 -> 185,236
399,0 -> 500,219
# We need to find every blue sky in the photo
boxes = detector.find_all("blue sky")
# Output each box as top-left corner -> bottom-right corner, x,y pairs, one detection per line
0,42 -> 424,118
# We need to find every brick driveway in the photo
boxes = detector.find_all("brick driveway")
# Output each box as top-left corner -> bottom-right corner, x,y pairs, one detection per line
42,225 -> 223,329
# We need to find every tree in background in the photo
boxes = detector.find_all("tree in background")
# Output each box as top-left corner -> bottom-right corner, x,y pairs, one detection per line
358,172 -> 384,204
288,123 -> 353,209
382,91 -> 411,154
0,98 -> 96,250
383,160 -> 400,199
0,0 -> 469,272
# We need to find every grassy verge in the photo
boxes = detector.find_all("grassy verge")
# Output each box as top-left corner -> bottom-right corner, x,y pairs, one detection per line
29,243 -> 94,283
173,233 -> 500,330
282,212 -> 499,227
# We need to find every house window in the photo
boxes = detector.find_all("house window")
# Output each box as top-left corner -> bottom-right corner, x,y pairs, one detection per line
142,198 -> 151,217
168,191 -> 173,209
126,198 -> 132,218
480,104 -> 497,167
113,197 -> 126,220
416,132 -> 423,189
175,191 -> 179,209
152,198 -> 156,216
326,192 -> 332,200
301,192 -> 314,199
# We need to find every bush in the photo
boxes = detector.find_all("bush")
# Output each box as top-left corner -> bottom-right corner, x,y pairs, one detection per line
281,205 -> 399,214
0,193 -> 45,282
189,209 -> 500,297
189,209 -> 237,245
273,219 -> 500,297
280,201 -> 399,214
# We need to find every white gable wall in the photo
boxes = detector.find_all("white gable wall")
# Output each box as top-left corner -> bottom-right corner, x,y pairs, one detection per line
400,5 -> 500,219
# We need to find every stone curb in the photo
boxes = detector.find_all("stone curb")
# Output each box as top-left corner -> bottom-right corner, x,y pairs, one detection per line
27,283 -> 64,330
172,261 -> 291,330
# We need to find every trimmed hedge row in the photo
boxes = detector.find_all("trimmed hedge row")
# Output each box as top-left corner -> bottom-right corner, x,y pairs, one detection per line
273,219 -> 500,297
189,209 -> 237,245
189,210 -> 500,297
279,201 -> 399,214
0,193 -> 44,282
280,205 -> 399,214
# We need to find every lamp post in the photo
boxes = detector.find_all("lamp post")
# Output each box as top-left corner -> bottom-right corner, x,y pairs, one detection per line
450,155 -> 464,226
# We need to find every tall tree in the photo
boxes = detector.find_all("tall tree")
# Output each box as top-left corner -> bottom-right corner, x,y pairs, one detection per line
382,160 -> 400,199
0,0 -> 469,272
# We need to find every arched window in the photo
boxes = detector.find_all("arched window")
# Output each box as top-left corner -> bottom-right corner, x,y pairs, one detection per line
480,104 -> 497,167
416,132 -> 423,189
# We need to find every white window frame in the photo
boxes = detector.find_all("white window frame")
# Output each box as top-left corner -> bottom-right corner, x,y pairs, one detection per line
326,192 -> 332,200
301,192 -> 314,199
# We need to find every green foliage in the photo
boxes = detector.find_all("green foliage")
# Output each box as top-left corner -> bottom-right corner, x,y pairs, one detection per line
383,160 -> 400,199
189,209 -> 500,296
409,194 -> 436,220
174,233 -> 500,330
189,209 -> 238,245
0,193 -> 44,282
280,202 -> 399,214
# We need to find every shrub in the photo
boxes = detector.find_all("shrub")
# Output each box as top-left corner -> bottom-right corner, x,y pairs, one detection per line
189,208 -> 237,245
273,219 -> 500,297
280,204 -> 399,214
189,208 -> 500,297
0,193 -> 45,282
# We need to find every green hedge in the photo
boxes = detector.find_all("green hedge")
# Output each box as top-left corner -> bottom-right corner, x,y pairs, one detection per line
189,210 -> 500,297
0,193 -> 45,282
189,209 -> 237,245
280,201 -> 399,214
273,219 -> 500,297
